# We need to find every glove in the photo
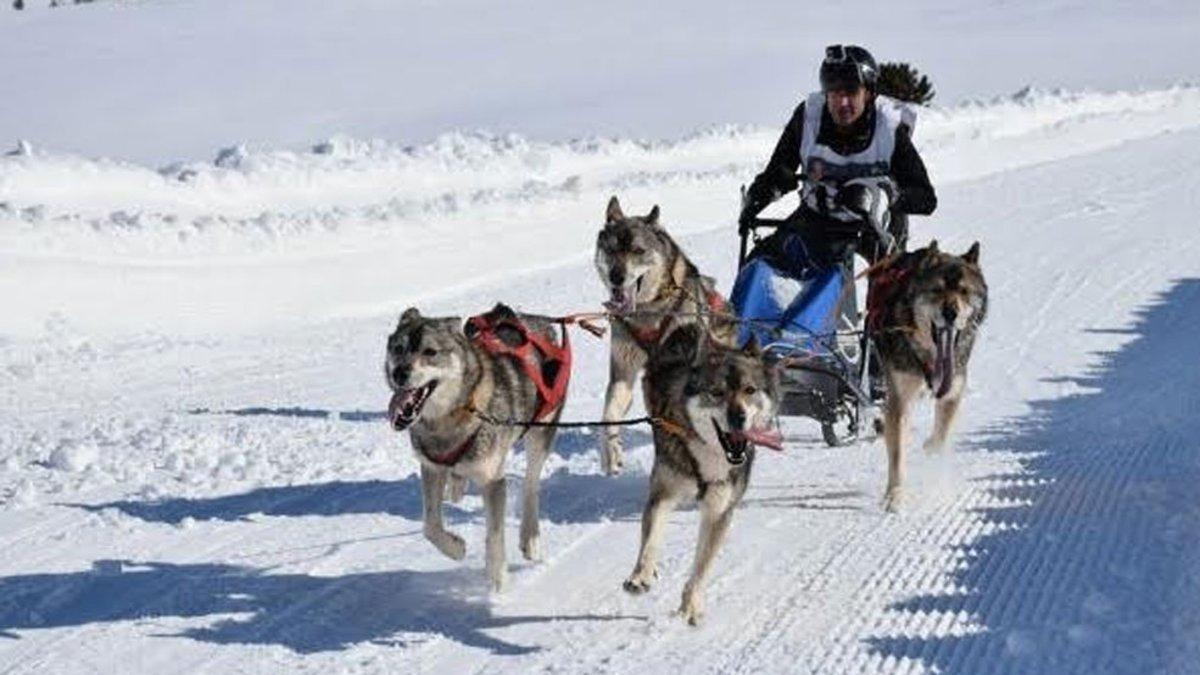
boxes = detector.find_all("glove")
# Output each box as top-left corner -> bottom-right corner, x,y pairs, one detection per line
837,178 -> 899,251
834,183 -> 878,216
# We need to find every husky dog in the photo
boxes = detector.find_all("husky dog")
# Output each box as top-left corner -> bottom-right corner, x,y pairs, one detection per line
872,241 -> 988,512
385,304 -> 565,591
594,196 -> 737,475
622,324 -> 781,625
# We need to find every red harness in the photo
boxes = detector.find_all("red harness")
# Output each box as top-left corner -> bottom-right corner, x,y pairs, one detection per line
630,289 -> 729,347
466,312 -> 571,423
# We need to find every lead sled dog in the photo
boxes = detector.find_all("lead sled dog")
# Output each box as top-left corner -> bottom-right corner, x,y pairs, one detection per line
385,304 -> 566,591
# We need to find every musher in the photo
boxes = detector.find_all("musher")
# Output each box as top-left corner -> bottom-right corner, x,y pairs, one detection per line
738,44 -> 937,275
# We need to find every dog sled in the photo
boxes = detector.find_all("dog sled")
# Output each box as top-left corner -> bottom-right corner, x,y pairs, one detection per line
731,192 -> 902,447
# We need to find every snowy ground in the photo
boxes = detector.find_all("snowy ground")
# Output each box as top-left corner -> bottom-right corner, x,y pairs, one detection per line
4,2 -> 1200,673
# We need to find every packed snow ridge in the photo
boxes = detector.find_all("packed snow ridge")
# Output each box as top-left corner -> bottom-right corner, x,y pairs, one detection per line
2,84 -> 1198,257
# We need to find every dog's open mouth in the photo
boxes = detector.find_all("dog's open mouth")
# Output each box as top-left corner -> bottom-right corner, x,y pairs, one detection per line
712,418 -> 784,465
603,276 -> 643,314
388,380 -> 438,431
930,322 -> 958,399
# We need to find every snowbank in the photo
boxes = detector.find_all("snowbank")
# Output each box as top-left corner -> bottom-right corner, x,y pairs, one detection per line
3,84 -> 1198,258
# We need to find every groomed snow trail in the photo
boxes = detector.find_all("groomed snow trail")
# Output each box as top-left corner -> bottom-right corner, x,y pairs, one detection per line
2,117 -> 1200,672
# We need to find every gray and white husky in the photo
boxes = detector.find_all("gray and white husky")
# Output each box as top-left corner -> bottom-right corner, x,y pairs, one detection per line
594,196 -> 737,475
872,241 -> 988,512
622,324 -> 781,625
385,304 -> 565,591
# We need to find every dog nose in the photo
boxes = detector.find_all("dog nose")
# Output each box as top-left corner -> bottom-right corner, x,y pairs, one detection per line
608,268 -> 625,287
392,365 -> 411,385
942,305 -> 958,325
726,406 -> 746,431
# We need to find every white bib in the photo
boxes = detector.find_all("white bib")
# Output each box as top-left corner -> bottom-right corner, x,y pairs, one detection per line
798,93 -> 916,220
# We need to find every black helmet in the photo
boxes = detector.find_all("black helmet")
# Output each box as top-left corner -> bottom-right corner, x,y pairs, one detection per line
820,44 -> 878,92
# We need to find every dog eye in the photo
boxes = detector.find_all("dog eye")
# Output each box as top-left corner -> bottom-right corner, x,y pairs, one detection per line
422,348 -> 437,357
709,387 -> 726,397
630,246 -> 646,255
743,385 -> 758,396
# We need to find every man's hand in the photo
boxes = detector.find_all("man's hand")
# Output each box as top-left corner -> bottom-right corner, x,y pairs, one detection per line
835,178 -> 899,251
836,179 -> 891,217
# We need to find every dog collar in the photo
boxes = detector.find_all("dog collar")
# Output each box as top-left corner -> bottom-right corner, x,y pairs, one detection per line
421,428 -> 480,467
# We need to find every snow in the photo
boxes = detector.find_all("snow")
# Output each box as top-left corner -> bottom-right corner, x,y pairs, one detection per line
3,1 -> 1200,673
3,0 -> 1199,164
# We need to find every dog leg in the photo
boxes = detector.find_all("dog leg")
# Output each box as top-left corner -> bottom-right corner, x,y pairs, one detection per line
421,464 -> 465,560
444,473 -> 467,503
924,375 -> 966,454
601,375 -> 635,476
482,477 -> 508,592
679,493 -> 735,626
520,426 -> 555,561
624,478 -> 678,594
883,370 -> 924,513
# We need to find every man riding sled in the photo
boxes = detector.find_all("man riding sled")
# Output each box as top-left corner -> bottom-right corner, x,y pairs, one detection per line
731,45 -> 938,401
738,44 -> 937,274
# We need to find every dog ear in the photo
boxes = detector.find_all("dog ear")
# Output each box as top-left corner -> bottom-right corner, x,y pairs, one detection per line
645,205 -> 661,227
490,302 -> 517,319
963,241 -> 981,265
606,196 -> 624,224
919,240 -> 940,268
400,307 -> 422,324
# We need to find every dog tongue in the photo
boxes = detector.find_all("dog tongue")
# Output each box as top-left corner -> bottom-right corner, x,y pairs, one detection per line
933,328 -> 956,399
731,427 -> 785,451
603,286 -> 635,314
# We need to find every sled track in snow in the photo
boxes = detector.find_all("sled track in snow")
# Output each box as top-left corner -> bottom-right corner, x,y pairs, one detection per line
2,109 -> 1200,673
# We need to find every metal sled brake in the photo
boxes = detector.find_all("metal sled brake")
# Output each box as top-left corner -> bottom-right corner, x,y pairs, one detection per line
731,217 -> 883,447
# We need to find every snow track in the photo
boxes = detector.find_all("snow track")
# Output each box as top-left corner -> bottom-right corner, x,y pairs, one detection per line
2,105 -> 1200,672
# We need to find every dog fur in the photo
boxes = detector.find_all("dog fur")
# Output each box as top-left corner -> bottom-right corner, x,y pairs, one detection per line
621,324 -> 780,625
594,196 -> 737,475
384,304 -> 565,591
872,240 -> 988,512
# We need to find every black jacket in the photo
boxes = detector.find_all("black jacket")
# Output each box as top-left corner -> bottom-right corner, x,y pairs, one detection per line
746,99 -> 937,217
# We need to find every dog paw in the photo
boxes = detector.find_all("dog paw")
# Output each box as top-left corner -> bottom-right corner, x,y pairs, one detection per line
678,590 -> 704,626
429,530 -> 466,561
488,565 -> 508,594
622,577 -> 649,594
444,475 -> 467,503
922,436 -> 947,455
622,563 -> 658,594
602,449 -> 625,476
882,487 -> 904,514
520,534 -> 542,562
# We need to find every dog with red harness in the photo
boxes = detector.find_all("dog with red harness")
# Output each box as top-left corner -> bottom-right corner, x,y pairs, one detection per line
385,303 -> 571,591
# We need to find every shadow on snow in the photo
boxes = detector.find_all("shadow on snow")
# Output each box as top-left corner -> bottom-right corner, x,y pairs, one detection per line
75,466 -> 647,527
0,560 -> 638,654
